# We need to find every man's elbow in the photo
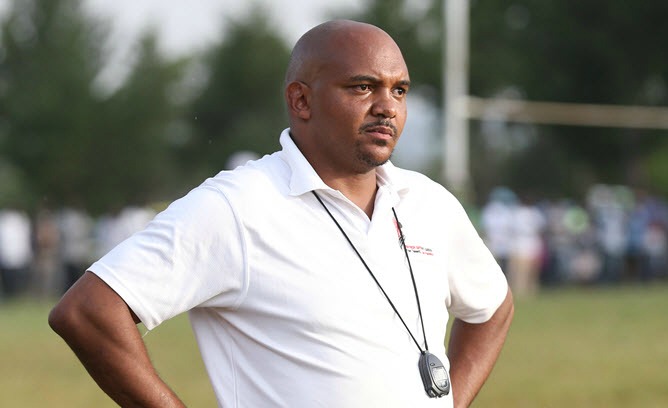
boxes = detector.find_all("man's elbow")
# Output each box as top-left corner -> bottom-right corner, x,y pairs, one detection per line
48,273 -> 96,339
48,296 -> 83,340
49,271 -> 142,340
498,287 -> 515,331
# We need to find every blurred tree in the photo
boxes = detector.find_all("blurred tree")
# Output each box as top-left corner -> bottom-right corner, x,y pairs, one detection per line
4,0 -> 667,212
87,33 -> 188,213
338,0 -> 668,201
0,0 -> 187,213
185,9 -> 290,181
338,0 -> 443,93
469,0 -> 668,199
0,0 -> 107,209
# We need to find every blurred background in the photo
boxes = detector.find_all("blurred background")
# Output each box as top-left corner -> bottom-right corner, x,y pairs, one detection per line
1,0 -> 667,301
1,0 -> 668,406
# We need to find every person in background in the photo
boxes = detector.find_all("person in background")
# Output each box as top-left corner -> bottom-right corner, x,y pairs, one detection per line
587,185 -> 628,284
57,206 -> 94,293
0,207 -> 33,299
627,189 -> 668,281
49,20 -> 513,408
508,193 -> 546,296
480,186 -> 517,274
31,207 -> 62,298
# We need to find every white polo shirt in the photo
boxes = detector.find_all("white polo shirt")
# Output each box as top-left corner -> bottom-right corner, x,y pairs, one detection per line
89,128 -> 508,408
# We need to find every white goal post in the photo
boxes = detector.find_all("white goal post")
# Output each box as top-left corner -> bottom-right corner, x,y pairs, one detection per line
442,0 -> 668,196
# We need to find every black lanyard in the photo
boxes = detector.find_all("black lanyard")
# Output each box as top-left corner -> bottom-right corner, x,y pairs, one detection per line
311,191 -> 429,354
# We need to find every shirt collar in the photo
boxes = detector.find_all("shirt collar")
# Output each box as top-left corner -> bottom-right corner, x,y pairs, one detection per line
278,128 -> 411,197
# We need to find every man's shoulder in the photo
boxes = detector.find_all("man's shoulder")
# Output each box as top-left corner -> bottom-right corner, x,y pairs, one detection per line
203,152 -> 290,196
392,166 -> 436,184
389,165 -> 452,196
386,166 -> 466,219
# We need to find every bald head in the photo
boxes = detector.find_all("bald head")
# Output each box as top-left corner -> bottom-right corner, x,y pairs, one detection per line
283,19 -> 410,176
285,20 -> 404,86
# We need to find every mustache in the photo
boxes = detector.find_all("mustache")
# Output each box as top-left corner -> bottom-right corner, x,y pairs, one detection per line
359,120 -> 398,136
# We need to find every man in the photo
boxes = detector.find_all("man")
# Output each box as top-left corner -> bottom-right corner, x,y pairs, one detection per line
49,20 -> 513,408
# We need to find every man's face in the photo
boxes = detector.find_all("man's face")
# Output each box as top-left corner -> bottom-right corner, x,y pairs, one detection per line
305,32 -> 410,174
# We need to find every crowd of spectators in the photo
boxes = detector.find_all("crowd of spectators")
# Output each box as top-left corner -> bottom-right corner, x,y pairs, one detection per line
1,183 -> 667,302
0,204 -> 156,301
480,184 -> 668,296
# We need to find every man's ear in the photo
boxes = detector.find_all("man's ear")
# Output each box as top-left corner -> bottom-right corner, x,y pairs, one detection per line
285,81 -> 311,120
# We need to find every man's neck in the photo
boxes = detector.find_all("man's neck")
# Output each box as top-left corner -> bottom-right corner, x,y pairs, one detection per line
288,131 -> 380,218
322,171 -> 378,219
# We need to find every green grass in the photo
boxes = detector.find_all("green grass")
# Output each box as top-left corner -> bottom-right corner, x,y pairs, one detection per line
474,285 -> 668,408
0,300 -> 216,407
2,285 -> 668,407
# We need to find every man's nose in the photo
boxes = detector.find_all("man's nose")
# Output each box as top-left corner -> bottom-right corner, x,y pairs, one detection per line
371,90 -> 398,118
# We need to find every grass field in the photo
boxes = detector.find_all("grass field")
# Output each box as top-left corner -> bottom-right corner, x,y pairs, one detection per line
2,284 -> 667,407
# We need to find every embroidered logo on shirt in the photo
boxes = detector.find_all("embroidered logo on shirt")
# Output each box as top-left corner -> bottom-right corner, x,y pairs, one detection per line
393,218 -> 405,249
405,245 -> 434,256
393,218 -> 434,256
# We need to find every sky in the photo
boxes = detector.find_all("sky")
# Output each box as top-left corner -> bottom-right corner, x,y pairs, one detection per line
0,0 -> 364,82
84,0 -> 364,58
81,0 -> 367,94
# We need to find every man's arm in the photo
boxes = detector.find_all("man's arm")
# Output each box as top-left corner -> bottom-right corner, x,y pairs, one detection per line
447,288 -> 514,408
48,271 -> 185,407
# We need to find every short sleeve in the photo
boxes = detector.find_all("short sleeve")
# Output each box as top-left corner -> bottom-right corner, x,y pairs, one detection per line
445,195 -> 508,323
88,185 -> 247,330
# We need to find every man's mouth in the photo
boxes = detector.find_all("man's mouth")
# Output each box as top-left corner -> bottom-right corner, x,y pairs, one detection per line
360,122 -> 397,140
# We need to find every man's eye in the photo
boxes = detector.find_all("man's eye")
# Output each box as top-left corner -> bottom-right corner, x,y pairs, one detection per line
356,84 -> 371,91
394,87 -> 407,96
